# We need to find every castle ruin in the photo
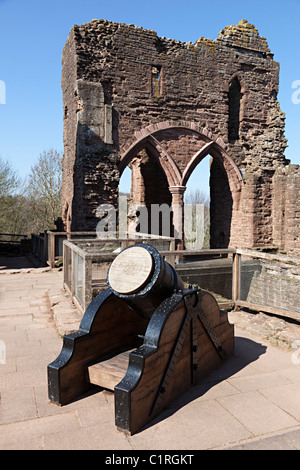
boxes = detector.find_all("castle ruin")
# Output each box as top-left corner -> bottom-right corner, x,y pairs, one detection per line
61,18 -> 300,255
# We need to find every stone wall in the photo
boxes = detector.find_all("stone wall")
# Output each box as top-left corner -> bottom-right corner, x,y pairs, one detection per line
285,167 -> 300,256
240,258 -> 300,314
61,18 -> 300,255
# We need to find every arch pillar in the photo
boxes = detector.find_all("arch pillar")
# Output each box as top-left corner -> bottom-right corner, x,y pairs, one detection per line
118,121 -> 244,249
169,185 -> 186,249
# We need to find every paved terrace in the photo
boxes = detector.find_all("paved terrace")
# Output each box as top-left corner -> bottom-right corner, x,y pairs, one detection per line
0,255 -> 300,450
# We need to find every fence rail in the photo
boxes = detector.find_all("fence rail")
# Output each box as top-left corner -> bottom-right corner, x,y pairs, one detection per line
31,233 -> 46,262
0,233 -> 29,255
63,237 -> 176,312
31,231 -> 106,267
0,233 -> 28,244
234,248 -> 300,322
31,231 -> 177,268
64,242 -> 300,321
30,231 -> 300,322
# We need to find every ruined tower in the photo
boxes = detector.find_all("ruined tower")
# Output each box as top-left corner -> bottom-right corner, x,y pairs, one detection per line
61,18 -> 300,255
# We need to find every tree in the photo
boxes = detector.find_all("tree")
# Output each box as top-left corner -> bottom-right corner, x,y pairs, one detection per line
184,188 -> 210,249
184,188 -> 210,208
0,157 -> 23,238
0,150 -> 63,240
0,157 -> 19,198
26,149 -> 62,233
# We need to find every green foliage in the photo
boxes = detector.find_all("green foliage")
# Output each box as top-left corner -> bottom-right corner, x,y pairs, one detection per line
0,150 -> 62,239
184,188 -> 210,249
26,149 -> 62,233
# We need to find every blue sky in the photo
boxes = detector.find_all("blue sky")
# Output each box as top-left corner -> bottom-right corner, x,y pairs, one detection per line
0,0 -> 299,195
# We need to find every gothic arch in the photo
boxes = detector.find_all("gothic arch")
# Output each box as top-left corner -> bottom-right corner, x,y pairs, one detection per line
227,72 -> 246,95
118,120 -> 243,207
118,134 -> 181,187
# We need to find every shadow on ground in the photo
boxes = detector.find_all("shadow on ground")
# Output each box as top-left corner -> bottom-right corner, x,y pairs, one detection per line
0,255 -> 45,270
137,336 -> 267,433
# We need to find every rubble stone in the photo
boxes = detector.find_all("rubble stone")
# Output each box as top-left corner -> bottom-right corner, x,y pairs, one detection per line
61,18 -> 300,255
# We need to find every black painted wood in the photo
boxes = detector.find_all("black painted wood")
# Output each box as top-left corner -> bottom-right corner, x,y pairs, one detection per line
114,292 -> 183,432
47,288 -> 148,405
48,244 -> 234,436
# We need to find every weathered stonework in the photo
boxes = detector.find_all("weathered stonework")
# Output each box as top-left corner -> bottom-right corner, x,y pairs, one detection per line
61,18 -> 300,254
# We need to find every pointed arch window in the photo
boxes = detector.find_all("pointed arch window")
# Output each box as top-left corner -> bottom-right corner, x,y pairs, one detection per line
228,77 -> 243,142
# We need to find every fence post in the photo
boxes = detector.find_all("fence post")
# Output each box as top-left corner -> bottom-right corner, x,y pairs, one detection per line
49,232 -> 55,268
232,251 -> 241,303
84,255 -> 93,311
44,231 -> 48,264
63,241 -> 68,287
164,239 -> 175,267
71,249 -> 75,297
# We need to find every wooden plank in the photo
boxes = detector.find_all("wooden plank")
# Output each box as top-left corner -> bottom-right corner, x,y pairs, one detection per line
236,248 -> 300,265
88,349 -> 134,390
48,291 -> 148,405
232,252 -> 241,301
49,232 -> 55,268
218,301 -> 235,309
115,293 -> 235,434
159,249 -> 236,257
128,302 -> 188,434
236,300 -> 300,322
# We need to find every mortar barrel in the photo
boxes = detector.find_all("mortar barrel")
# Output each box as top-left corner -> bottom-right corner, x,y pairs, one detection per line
106,243 -> 184,319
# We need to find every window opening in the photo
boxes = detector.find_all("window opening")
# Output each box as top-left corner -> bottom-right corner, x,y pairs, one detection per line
228,77 -> 242,142
152,66 -> 162,98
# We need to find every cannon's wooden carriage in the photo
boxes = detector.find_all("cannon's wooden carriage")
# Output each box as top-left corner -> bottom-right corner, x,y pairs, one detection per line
48,244 -> 234,435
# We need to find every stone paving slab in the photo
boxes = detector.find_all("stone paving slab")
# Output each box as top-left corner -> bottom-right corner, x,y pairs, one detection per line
0,266 -> 300,450
226,428 -> 300,450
